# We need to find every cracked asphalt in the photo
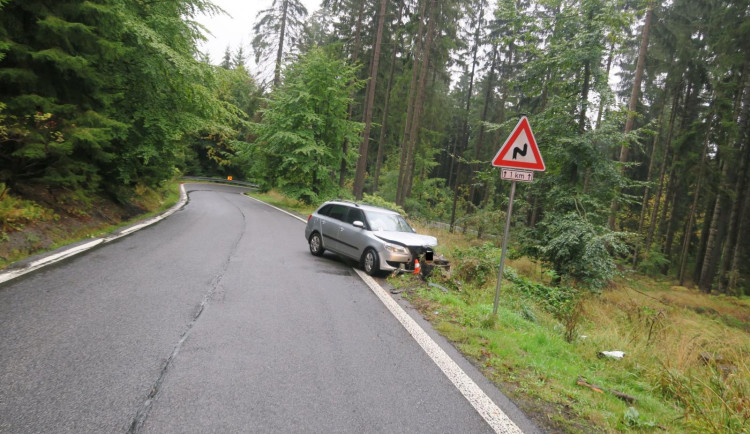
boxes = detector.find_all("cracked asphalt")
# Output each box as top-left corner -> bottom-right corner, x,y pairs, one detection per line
0,183 -> 539,433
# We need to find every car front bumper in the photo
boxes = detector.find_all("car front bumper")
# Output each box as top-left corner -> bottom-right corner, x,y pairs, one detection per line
379,249 -> 411,271
379,247 -> 434,272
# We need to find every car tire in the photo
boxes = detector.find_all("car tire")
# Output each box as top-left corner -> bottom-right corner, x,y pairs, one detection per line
309,232 -> 324,256
362,248 -> 379,276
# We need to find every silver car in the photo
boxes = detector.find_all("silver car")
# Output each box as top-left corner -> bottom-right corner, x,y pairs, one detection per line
304,200 -> 437,276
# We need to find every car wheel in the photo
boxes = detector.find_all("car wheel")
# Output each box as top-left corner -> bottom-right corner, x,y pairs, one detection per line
309,232 -> 324,256
362,248 -> 379,276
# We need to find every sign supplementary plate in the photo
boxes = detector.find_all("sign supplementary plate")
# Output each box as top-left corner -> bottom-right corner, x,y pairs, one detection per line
501,169 -> 533,183
492,116 -> 545,171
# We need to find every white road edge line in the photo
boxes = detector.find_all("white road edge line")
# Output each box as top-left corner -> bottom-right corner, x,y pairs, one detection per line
353,269 -> 523,434
0,184 -> 189,285
247,195 -> 523,434
244,195 -> 310,222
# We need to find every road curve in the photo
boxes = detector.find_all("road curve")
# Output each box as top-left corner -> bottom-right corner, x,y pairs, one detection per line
0,183 -> 539,433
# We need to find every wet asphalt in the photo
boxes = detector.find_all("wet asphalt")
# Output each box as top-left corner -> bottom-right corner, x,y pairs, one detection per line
0,183 -> 539,433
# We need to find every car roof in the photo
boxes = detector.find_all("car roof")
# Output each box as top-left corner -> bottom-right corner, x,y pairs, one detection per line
321,200 -> 401,215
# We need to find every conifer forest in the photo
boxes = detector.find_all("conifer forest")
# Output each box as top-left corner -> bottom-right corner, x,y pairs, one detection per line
1,0 -> 749,295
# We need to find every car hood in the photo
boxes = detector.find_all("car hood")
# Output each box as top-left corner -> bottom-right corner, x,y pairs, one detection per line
374,231 -> 437,247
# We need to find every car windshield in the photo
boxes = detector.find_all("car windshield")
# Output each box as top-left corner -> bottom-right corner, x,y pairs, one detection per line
365,210 -> 413,232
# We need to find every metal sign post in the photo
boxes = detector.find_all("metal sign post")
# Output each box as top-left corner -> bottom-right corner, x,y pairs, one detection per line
491,116 -> 545,316
493,181 -> 516,315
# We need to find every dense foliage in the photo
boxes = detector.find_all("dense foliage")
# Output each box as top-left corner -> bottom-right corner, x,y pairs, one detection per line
246,47 -> 363,203
246,0 -> 747,296
0,0 -> 254,200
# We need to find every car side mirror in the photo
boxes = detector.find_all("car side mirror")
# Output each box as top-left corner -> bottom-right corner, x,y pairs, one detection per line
353,220 -> 365,229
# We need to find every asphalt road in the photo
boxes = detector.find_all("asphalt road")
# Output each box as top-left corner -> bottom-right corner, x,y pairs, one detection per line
0,183 -> 539,433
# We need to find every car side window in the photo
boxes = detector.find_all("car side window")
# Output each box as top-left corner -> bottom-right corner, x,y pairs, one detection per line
328,204 -> 348,221
317,204 -> 333,216
345,208 -> 365,226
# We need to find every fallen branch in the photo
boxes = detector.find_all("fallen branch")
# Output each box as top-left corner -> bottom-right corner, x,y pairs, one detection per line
576,377 -> 605,394
577,376 -> 636,404
610,389 -> 637,404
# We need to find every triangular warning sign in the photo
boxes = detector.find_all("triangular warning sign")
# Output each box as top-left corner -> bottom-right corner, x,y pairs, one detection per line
491,116 -> 545,171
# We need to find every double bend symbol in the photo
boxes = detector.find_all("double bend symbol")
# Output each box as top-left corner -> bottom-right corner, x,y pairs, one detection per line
512,143 -> 528,160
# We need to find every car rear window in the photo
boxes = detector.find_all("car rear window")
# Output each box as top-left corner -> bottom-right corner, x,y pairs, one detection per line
317,204 -> 333,216
327,204 -> 348,221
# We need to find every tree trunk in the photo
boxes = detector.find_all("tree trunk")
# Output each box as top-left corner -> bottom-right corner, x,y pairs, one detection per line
719,143 -> 749,291
469,46 -> 497,204
402,0 -> 437,200
398,0 -> 436,205
529,195 -> 540,228
719,70 -> 750,292
578,9 -> 592,136
728,174 -> 750,293
609,1 -> 653,230
595,41 -> 615,129
273,0 -> 289,88
645,90 -> 680,254
446,135 -> 459,188
633,96 -> 668,267
660,177 -> 679,274
350,0 -> 366,64
584,40 -> 616,193
449,5 -> 483,230
373,0 -> 404,194
353,0 -> 389,199
692,188 -> 714,283
665,76 -> 702,275
396,0 -> 427,205
679,112 -> 713,285
497,44 -> 513,127
339,0 -> 368,188
698,160 -> 728,291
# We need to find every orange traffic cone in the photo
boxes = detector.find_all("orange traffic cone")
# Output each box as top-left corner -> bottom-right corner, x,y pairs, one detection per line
413,259 -> 421,275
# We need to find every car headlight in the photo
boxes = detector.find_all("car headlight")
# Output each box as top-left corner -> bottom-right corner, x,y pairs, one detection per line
384,243 -> 409,254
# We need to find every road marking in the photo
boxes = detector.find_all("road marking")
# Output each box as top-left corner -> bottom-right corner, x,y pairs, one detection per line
0,239 -> 104,284
0,184 -> 189,285
248,196 -> 524,434
354,269 -> 523,434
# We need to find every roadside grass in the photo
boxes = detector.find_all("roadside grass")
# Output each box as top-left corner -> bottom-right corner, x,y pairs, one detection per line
398,275 -> 672,432
391,225 -> 750,432
246,190 -> 316,217
0,182 -> 181,269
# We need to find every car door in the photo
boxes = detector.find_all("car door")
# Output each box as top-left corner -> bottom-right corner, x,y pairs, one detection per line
337,207 -> 367,260
320,204 -> 348,254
